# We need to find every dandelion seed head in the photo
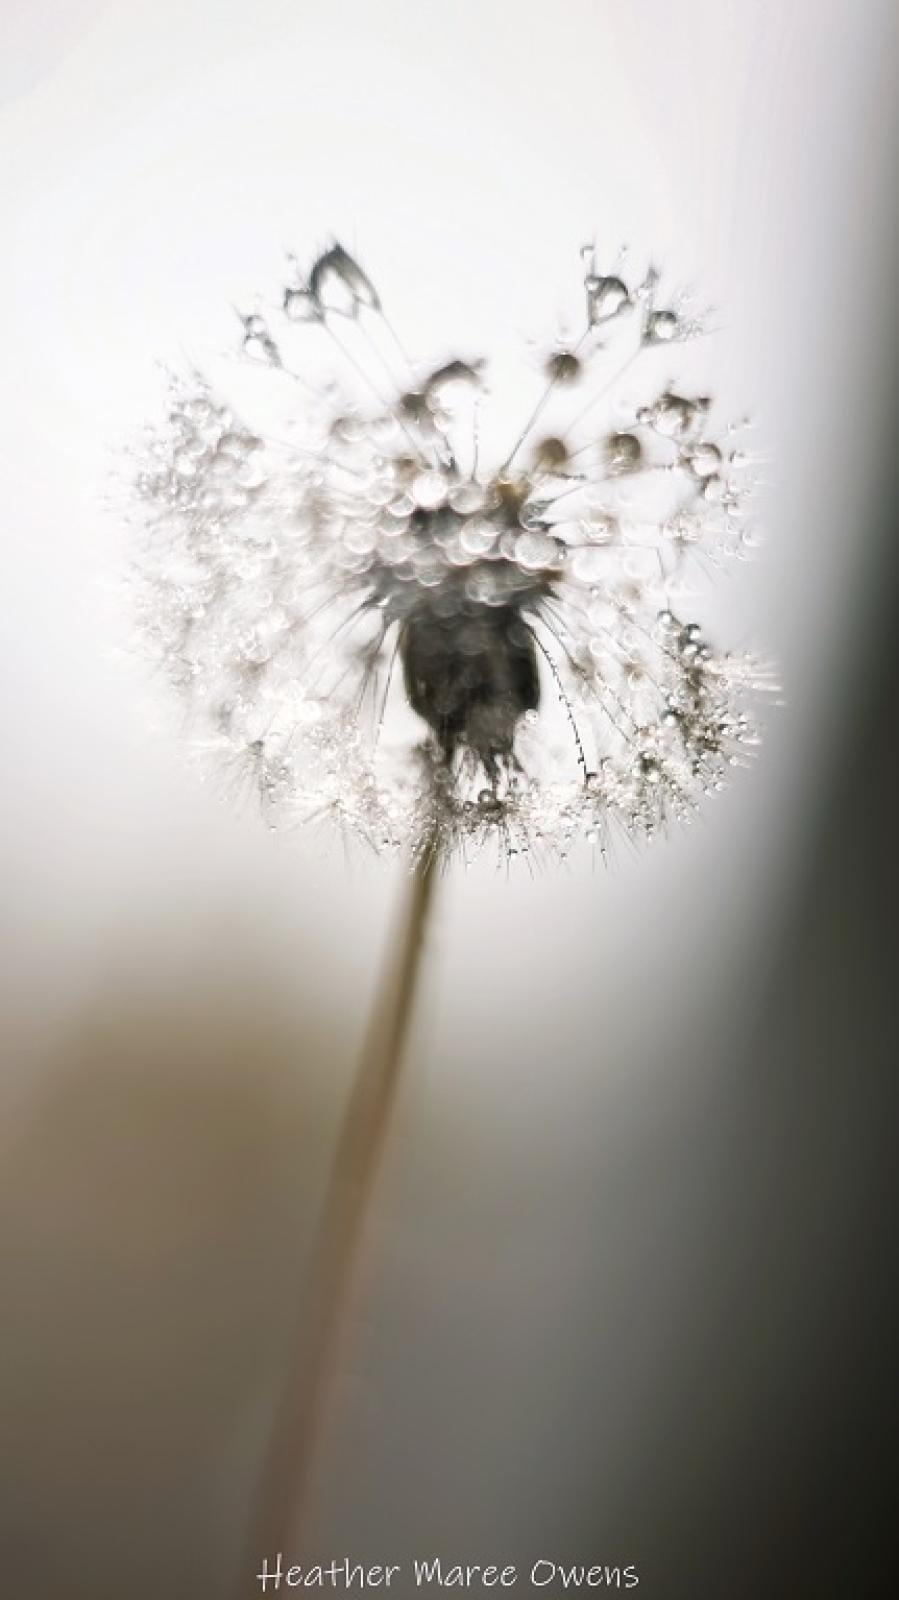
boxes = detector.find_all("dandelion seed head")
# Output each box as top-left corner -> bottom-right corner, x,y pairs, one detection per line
127,241 -> 775,862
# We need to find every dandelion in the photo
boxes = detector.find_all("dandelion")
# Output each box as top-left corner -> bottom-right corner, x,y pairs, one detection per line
131,239 -> 773,871
126,239 -> 774,1578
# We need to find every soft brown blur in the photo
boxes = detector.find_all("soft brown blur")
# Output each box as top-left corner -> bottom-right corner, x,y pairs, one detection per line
0,912 -> 354,1596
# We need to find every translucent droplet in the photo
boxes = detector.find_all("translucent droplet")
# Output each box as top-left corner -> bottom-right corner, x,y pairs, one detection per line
572,546 -> 611,583
652,392 -> 710,439
310,243 -> 380,318
412,470 -> 447,510
514,530 -> 561,571
460,519 -> 498,557
604,432 -> 642,474
687,442 -> 721,477
644,309 -> 679,343
244,331 -> 281,367
449,481 -> 486,515
424,360 -> 485,408
532,435 -> 569,471
587,274 -> 630,323
283,287 -> 319,322
546,350 -> 581,385
582,513 -> 618,545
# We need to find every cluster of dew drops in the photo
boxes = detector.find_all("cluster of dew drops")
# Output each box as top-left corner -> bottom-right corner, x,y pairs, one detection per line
128,238 -> 776,865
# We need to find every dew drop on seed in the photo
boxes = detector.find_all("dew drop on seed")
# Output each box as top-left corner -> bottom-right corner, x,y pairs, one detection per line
412,470 -> 447,510
546,350 -> 581,384
449,481 -> 486,514
582,512 -> 618,545
645,309 -> 679,342
514,530 -> 560,570
284,288 -> 318,322
604,432 -> 642,473
461,519 -> 498,556
687,442 -> 721,477
587,275 -> 630,322
653,395 -> 696,437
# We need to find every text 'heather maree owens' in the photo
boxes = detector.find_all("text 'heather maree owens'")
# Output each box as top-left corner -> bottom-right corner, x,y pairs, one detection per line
256,1557 -> 640,1591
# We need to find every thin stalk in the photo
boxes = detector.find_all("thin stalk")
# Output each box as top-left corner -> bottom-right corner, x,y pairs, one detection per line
235,837 -> 440,1588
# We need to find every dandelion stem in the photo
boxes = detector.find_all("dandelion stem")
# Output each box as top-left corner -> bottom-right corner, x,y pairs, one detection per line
236,832 -> 440,1585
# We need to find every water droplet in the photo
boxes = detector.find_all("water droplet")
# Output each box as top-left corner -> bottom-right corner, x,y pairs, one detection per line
412,470 -> 447,510
687,442 -> 721,477
514,530 -> 561,571
460,519 -> 498,557
283,287 -> 319,322
449,481 -> 486,515
532,435 -> 569,471
651,393 -> 709,438
582,512 -> 618,545
644,309 -> 679,343
604,432 -> 642,474
572,546 -> 611,583
424,359 -> 485,408
546,350 -> 581,385
587,274 -> 630,323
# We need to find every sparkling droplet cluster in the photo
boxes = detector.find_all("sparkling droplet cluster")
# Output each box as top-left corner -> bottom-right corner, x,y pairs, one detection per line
128,241 -> 775,861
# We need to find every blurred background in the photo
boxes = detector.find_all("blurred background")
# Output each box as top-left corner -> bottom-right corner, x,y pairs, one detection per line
2,2 -> 897,1595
